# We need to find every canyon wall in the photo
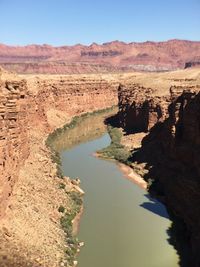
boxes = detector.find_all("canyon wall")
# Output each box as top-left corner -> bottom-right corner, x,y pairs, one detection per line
0,71 -> 118,219
118,83 -> 169,132
118,82 -> 200,266
0,77 -> 29,218
28,75 -> 118,132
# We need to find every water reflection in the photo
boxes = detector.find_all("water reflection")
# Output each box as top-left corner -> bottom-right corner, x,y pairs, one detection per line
52,108 -> 117,152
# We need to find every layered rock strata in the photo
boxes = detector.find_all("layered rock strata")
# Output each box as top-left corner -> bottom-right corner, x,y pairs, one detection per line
0,70 -> 119,266
0,78 -> 29,218
1,62 -> 119,75
118,83 -> 169,132
1,39 -> 200,73
27,75 -> 118,132
0,74 -> 118,218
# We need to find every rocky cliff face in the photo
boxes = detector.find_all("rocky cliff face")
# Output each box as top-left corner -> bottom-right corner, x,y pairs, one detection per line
0,72 -> 118,218
0,77 -> 29,218
118,83 -> 169,132
0,69 -> 119,266
142,86 -> 200,266
28,75 -> 118,132
1,39 -> 200,73
118,81 -> 200,266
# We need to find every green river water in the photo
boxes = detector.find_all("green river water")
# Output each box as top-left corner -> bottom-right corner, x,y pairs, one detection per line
52,110 -> 180,267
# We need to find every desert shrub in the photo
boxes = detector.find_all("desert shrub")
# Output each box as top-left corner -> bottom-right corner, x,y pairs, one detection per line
98,125 -> 131,164
58,205 -> 65,213
59,183 -> 66,189
68,191 -> 83,208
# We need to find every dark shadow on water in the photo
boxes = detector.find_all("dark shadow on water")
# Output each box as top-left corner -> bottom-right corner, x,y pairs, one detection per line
166,211 -> 192,267
140,194 -> 169,219
140,194 -> 191,266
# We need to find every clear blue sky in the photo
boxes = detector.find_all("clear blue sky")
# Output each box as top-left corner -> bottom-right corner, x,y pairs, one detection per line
0,0 -> 199,46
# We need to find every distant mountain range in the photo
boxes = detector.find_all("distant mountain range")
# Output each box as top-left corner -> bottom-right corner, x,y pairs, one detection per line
0,39 -> 200,74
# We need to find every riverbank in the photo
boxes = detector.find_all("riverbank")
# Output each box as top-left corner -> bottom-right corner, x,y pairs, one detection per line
45,107 -> 118,266
96,124 -> 148,190
117,163 -> 147,189
94,151 -> 147,190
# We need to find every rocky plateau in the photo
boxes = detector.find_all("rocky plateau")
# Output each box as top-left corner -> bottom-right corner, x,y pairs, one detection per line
0,39 -> 200,74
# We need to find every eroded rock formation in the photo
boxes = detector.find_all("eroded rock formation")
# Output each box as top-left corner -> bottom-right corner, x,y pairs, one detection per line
0,69 -> 119,266
118,80 -> 200,266
118,83 -> 169,132
0,39 -> 200,73
0,77 -> 29,218
28,75 -> 118,131
1,74 -> 118,181
0,73 -> 118,217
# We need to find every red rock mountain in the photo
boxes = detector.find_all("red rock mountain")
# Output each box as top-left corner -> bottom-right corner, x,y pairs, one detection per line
0,39 -> 200,73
